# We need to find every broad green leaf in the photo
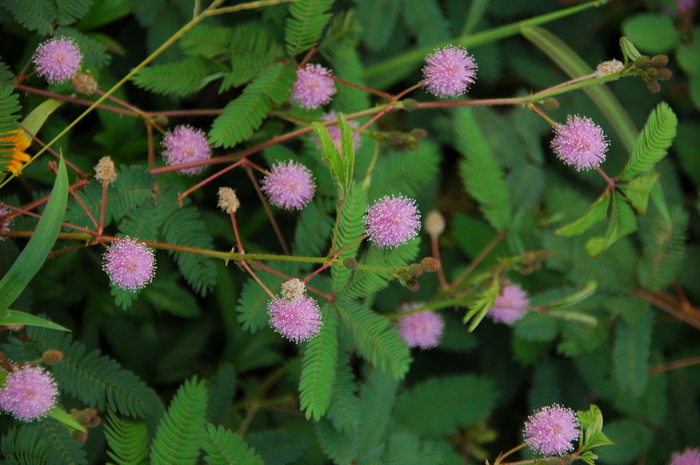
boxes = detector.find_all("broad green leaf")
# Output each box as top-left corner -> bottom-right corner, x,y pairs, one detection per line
21,99 -> 64,138
622,14 -> 680,54
0,157 -> 68,311
0,309 -> 70,331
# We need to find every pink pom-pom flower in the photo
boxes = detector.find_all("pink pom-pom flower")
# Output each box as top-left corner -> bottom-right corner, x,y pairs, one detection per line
103,238 -> 156,291
33,37 -> 83,84
292,64 -> 337,109
551,115 -> 609,171
268,295 -> 323,343
422,45 -> 478,97
488,283 -> 529,325
161,125 -> 212,175
669,448 -> 700,465
261,160 -> 316,211
0,365 -> 58,421
524,404 -> 579,456
396,302 -> 445,350
364,195 -> 421,248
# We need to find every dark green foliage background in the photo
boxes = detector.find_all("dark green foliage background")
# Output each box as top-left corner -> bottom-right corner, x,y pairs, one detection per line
0,0 -> 699,464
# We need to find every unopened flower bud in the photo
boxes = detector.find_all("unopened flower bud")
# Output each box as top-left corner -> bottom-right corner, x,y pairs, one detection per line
650,55 -> 669,68
420,257 -> 442,272
644,68 -> 660,80
425,210 -> 445,237
595,59 -> 623,79
403,99 -> 418,111
72,73 -> 97,95
543,98 -> 559,111
634,56 -> 651,69
281,278 -> 306,302
343,258 -> 358,270
73,407 -> 99,426
646,80 -> 661,93
387,131 -> 404,144
217,187 -> 240,214
657,68 -> 673,81
94,156 -> 117,185
72,431 -> 89,443
405,279 -> 420,291
410,128 -> 428,139
409,263 -> 423,278
41,350 -> 63,364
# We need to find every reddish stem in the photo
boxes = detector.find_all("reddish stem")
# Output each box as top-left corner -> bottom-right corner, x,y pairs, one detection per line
68,186 -> 98,228
431,235 -> 448,290
21,125 -> 87,179
175,159 -> 247,205
260,264 -> 334,302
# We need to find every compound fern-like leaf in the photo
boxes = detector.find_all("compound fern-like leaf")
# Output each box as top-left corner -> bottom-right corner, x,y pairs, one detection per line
202,424 -> 264,465
1,426 -> 51,465
56,0 -> 92,25
0,0 -> 56,35
331,183 -> 367,292
150,377 -> 208,465
285,0 -> 334,56
300,308 -> 338,421
105,408 -> 149,465
132,57 -> 225,97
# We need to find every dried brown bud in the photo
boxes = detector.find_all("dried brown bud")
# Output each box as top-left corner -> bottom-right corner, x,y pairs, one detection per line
72,73 -> 98,95
405,279 -> 420,291
72,431 -> 89,443
657,68 -> 673,81
409,263 -> 423,278
217,187 -> 240,214
410,128 -> 428,139
420,257 -> 442,272
281,278 -> 306,302
646,80 -> 661,93
41,350 -> 63,364
94,156 -> 117,185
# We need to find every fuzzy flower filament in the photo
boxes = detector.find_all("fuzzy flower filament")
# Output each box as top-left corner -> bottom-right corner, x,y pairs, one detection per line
161,125 -> 211,175
0,365 -> 58,421
669,448 -> 700,465
422,45 -> 478,97
268,295 -> 322,343
488,283 -> 529,325
34,37 -> 83,84
292,64 -> 337,109
261,160 -> 316,211
103,238 -> 156,291
364,195 -> 421,248
524,404 -> 579,456
396,302 -> 445,350
551,116 -> 609,171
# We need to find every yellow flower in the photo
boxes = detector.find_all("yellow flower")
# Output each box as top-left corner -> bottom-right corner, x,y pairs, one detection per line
0,129 -> 31,174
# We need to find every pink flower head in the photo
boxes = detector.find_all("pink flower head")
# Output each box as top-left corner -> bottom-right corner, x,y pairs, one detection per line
268,295 -> 322,343
0,206 -> 13,240
396,302 -> 445,350
551,115 -> 609,171
670,449 -> 700,465
314,112 -> 361,153
261,160 -> 316,211
103,238 -> 156,291
161,125 -> 211,175
364,195 -> 421,248
422,45 -> 478,97
292,64 -> 337,109
0,365 -> 58,421
524,404 -> 579,456
488,283 -> 529,325
34,37 -> 83,84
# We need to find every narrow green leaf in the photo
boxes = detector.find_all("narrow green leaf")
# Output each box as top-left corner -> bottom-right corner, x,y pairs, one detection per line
0,309 -> 69,331
312,121 -> 344,198
585,193 -> 637,257
0,157 -> 68,311
21,99 -> 64,137
619,172 -> 659,214
620,102 -> 678,180
463,278 -> 500,331
555,193 -> 611,237
47,406 -> 87,433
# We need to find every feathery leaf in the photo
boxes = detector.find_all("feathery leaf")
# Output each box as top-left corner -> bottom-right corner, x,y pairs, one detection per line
0,0 -> 56,35
132,57 -> 226,97
331,183 -> 367,292
621,102 -> 678,180
300,307 -> 338,420
105,408 -> 149,465
202,424 -> 264,465
285,0 -> 334,56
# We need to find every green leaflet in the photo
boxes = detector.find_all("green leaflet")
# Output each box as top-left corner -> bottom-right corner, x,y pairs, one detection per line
619,172 -> 659,214
367,140 -> 440,199
285,0 -> 334,56
402,0 -> 451,47
206,364 -> 236,427
312,113 -> 356,199
150,377 -> 208,465
455,107 -> 511,232
462,278 -> 500,331
394,375 -> 499,437
613,307 -> 653,397
0,0 -> 56,35
209,63 -> 295,148
36,420 -> 87,465
620,102 -> 678,180
356,0 -> 400,52
202,424 -> 264,465
1,426 -> 51,465
335,300 -> 411,379
0,60 -> 22,173
585,192 -> 638,258
331,183 -> 367,292
56,0 -> 93,26
25,326 -> 163,419
132,56 -> 227,97
162,206 -> 217,296
354,369 -> 399,461
327,350 -> 359,433
246,429 -> 306,465
105,408 -> 149,465
0,309 -> 69,331
596,419 -> 653,464
300,307 -> 338,421
555,192 -> 610,237
180,24 -> 233,58
638,206 -> 687,291
0,157 -> 67,312
315,419 -> 355,465
293,199 -> 333,259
